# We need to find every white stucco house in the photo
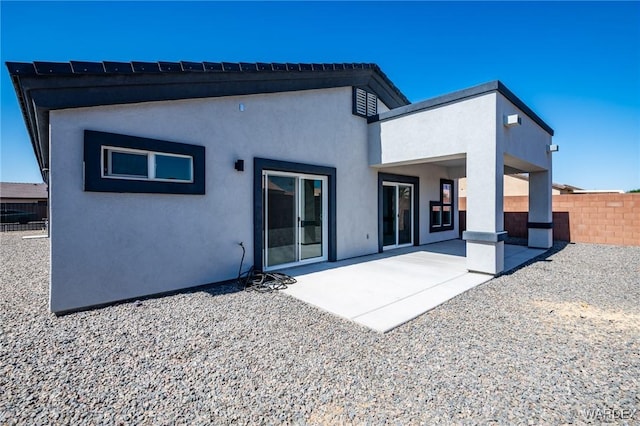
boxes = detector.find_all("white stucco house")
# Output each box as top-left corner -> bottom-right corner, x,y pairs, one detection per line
7,61 -> 554,313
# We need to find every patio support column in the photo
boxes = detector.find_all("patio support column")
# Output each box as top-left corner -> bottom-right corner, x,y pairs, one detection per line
528,170 -> 553,248
462,149 -> 506,275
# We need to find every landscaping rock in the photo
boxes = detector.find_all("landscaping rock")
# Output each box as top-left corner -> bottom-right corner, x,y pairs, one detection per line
1,232 -> 638,424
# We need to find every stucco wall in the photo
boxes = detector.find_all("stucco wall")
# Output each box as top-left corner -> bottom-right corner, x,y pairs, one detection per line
49,87 -> 391,312
369,93 -> 501,237
497,93 -> 552,172
369,93 -> 497,167
377,98 -> 390,114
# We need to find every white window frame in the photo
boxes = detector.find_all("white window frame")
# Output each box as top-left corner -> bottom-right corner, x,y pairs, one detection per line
101,146 -> 194,183
263,170 -> 329,271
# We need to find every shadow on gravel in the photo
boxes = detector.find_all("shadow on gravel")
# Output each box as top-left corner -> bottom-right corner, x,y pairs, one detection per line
498,240 -> 571,277
56,280 -> 244,316
194,281 -> 243,297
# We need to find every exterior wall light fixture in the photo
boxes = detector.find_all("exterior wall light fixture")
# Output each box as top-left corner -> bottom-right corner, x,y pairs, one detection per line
234,159 -> 245,171
547,144 -> 559,152
504,114 -> 521,127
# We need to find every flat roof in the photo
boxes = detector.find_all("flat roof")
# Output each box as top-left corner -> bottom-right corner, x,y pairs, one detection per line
369,80 -> 554,136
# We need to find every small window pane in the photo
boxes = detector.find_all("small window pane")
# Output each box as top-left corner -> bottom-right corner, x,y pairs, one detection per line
442,183 -> 452,204
111,151 -> 148,177
442,205 -> 452,226
431,205 -> 442,227
155,155 -> 192,181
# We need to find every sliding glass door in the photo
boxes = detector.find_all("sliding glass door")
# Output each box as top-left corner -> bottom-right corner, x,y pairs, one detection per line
382,182 -> 414,249
264,171 -> 328,270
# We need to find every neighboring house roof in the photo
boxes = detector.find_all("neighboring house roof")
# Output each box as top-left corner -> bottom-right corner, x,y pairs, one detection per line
0,182 -> 48,200
459,174 -> 581,197
571,189 -> 625,194
267,180 -> 292,195
504,174 -> 626,194
507,173 -> 582,193
6,61 -> 411,181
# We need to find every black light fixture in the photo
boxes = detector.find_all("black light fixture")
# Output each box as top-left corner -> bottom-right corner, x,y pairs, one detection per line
234,159 -> 244,172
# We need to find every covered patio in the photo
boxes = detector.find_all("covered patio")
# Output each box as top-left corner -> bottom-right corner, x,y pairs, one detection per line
368,81 -> 555,275
283,81 -> 556,332
282,240 -> 546,332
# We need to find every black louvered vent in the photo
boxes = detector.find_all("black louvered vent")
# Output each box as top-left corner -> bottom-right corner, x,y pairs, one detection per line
353,87 -> 377,118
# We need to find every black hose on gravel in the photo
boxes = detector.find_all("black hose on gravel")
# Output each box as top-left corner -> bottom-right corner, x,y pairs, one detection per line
236,242 -> 296,292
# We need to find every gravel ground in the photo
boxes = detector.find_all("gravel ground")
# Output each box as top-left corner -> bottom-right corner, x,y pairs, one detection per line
1,231 -> 638,425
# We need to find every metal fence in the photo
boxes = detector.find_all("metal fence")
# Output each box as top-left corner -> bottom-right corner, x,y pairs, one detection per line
0,221 -> 48,232
0,202 -> 48,232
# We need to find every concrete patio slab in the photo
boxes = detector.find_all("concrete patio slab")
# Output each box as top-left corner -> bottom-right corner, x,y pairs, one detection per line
282,240 -> 547,332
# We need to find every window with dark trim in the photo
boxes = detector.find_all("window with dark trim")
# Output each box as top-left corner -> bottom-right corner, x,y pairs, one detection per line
430,179 -> 454,232
102,146 -> 194,183
253,158 -> 337,272
352,87 -> 377,118
84,130 -> 205,194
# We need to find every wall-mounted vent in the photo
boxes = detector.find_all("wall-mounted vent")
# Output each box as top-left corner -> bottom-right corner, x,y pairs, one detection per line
353,87 -> 377,118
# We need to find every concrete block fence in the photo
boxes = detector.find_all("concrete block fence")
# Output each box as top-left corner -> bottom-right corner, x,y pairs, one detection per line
459,193 -> 639,246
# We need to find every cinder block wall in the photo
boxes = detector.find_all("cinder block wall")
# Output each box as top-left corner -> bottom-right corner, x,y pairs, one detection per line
459,194 -> 640,246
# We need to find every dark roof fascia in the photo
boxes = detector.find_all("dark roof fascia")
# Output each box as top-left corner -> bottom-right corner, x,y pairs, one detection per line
6,61 -> 411,181
18,67 -> 409,110
8,74 -> 43,177
369,80 -> 554,136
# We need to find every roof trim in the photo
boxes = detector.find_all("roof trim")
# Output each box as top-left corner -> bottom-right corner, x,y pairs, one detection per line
369,80 -> 554,136
6,61 -> 410,181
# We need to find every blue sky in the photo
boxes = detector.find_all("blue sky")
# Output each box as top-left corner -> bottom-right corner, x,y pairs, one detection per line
1,1 -> 639,190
